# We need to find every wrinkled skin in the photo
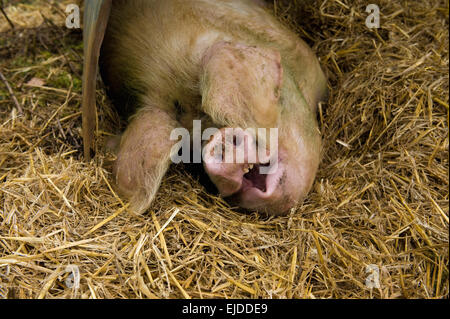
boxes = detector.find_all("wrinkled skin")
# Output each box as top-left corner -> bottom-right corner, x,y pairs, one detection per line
100,0 -> 328,215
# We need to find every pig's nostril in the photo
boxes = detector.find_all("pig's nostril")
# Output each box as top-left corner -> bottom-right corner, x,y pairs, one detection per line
233,134 -> 244,147
222,143 -> 226,161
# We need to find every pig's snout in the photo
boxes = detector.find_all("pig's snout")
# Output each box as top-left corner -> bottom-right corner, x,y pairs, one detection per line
203,128 -> 290,213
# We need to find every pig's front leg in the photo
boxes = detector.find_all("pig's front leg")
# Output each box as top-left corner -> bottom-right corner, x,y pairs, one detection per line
113,106 -> 179,214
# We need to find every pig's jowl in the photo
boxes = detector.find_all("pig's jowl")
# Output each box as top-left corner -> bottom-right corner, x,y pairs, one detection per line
99,0 -> 328,215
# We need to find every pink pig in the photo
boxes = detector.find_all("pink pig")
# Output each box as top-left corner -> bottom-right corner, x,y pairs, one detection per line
99,0 -> 328,215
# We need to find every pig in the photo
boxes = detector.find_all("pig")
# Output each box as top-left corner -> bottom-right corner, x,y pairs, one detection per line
98,0 -> 328,215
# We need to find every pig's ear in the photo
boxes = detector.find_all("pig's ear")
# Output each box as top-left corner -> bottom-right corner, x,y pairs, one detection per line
201,42 -> 283,128
82,0 -> 112,161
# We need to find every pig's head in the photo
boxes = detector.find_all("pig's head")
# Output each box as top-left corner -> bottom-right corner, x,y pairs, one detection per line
199,42 -> 325,215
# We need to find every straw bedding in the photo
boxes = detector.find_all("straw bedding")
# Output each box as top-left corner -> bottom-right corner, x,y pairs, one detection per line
0,0 -> 448,299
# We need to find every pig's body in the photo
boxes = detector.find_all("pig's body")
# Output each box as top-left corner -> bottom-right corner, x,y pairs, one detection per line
100,0 -> 328,215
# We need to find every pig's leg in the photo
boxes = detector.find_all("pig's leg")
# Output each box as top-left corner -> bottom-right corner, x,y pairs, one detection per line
113,106 -> 179,214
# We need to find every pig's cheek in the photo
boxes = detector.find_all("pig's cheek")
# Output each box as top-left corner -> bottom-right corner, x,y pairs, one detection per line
264,178 -> 299,214
282,165 -> 312,206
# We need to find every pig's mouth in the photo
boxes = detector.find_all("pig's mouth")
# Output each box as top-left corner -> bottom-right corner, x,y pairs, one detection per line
242,163 -> 270,193
239,161 -> 284,198
202,127 -> 286,207
203,144 -> 292,213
